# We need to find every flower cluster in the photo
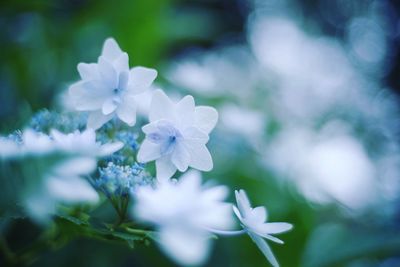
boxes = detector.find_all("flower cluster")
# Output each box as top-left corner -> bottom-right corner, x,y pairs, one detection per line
95,162 -> 152,197
0,38 -> 292,266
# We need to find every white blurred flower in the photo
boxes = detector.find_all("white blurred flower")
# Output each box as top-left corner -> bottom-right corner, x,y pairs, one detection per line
69,38 -> 157,129
26,156 -> 99,222
137,89 -> 218,180
167,46 -> 259,99
266,125 -> 377,210
133,171 -> 234,266
233,190 -> 292,267
0,128 -> 123,222
50,128 -> 123,156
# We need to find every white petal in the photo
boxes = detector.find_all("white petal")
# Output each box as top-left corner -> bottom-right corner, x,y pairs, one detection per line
113,52 -> 129,73
158,226 -> 210,266
102,38 -> 123,62
248,232 -> 279,267
118,71 -> 129,91
87,110 -> 114,130
69,81 -> 110,111
116,95 -> 137,126
171,142 -> 190,172
156,156 -> 177,180
77,63 -> 99,80
142,122 -> 158,134
252,206 -> 267,223
149,89 -> 175,122
46,175 -> 99,204
99,142 -> 124,156
186,143 -> 213,171
128,66 -> 157,94
102,98 -> 117,115
194,106 -> 218,134
53,157 -> 96,176
260,223 -> 293,235
137,139 -> 162,163
256,232 -> 284,244
235,189 -> 251,217
233,205 -> 244,221
183,127 -> 209,144
176,95 -> 195,127
98,56 -> 118,89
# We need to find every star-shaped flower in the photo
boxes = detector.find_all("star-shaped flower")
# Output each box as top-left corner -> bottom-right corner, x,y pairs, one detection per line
137,89 -> 218,180
233,189 -> 293,267
69,38 -> 157,129
133,171 -> 234,266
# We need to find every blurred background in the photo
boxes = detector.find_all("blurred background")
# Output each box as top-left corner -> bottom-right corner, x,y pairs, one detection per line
2,0 -> 400,266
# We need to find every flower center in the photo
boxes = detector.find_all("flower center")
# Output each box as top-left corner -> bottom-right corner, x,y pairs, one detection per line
147,121 -> 182,155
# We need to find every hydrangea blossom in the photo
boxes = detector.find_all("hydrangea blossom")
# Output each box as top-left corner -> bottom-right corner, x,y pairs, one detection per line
233,190 -> 293,267
95,162 -> 152,197
137,89 -> 218,180
69,38 -> 157,129
133,171 -> 234,265
50,129 -> 123,156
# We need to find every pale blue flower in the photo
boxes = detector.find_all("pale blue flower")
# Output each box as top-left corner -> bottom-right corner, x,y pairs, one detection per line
69,38 -> 157,129
137,90 -> 218,180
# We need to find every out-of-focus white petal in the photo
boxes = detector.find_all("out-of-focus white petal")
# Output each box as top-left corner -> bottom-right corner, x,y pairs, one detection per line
149,90 -> 175,122
46,175 -> 99,203
256,232 -> 284,244
194,106 -> 218,134
159,226 -> 210,266
116,95 -> 137,126
99,142 -> 124,156
128,66 -> 157,94
137,139 -> 162,163
0,138 -> 20,158
69,81 -> 110,111
22,129 -> 54,154
98,56 -> 118,89
171,142 -> 190,172
233,206 -> 243,221
187,143 -> 213,171
248,232 -> 279,267
235,190 -> 251,215
87,110 -> 113,130
53,157 -> 96,176
77,63 -> 99,80
156,156 -> 177,180
102,38 -> 123,62
252,206 -> 267,223
260,223 -> 293,235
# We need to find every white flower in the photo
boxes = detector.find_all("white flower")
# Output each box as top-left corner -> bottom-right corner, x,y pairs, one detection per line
133,171 -> 234,266
69,38 -> 157,129
233,190 -> 293,267
50,128 -> 123,156
137,89 -> 218,180
26,156 -> 99,223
